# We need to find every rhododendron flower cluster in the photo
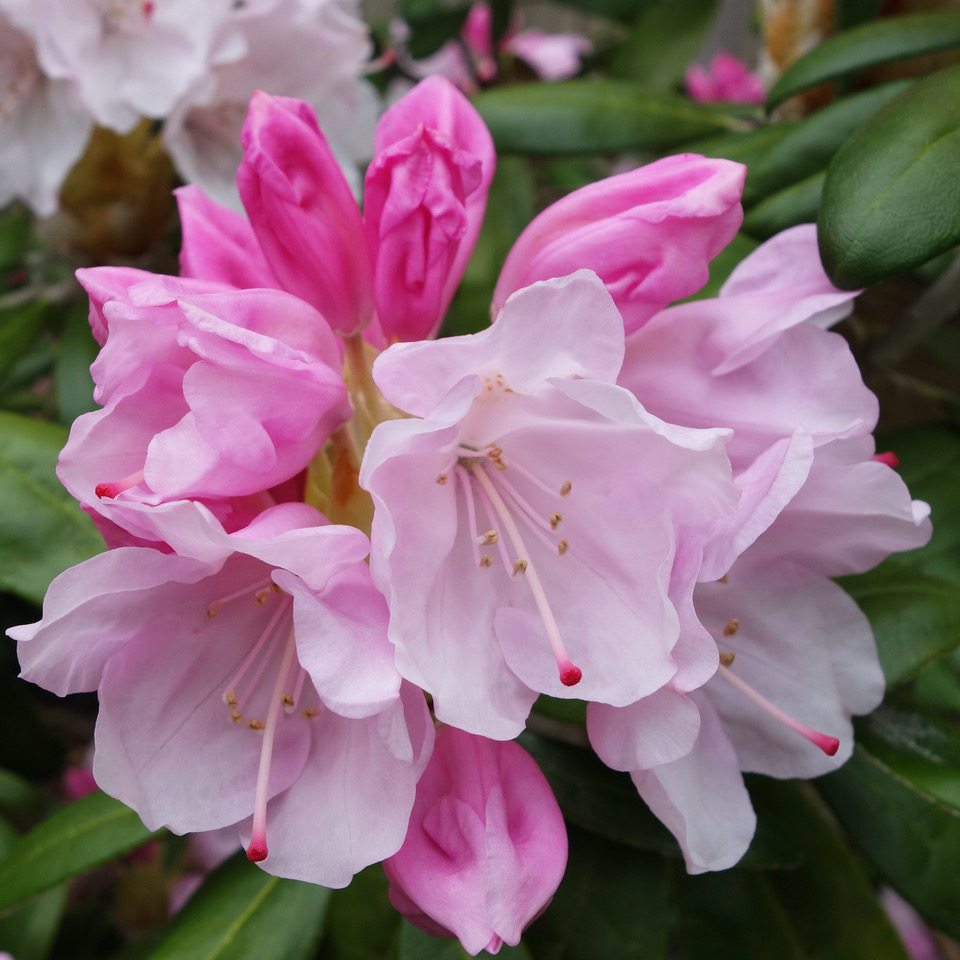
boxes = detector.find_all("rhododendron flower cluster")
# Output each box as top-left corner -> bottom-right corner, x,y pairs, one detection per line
0,0 -> 375,214
10,77 -> 930,955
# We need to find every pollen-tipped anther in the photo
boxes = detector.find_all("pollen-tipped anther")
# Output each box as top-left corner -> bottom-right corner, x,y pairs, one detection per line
550,512 -> 562,530
559,481 -> 571,496
723,618 -> 739,637
512,558 -> 528,577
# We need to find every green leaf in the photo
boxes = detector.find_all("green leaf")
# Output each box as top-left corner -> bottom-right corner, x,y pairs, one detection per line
0,884 -> 67,960
472,80 -> 748,155
552,0 -> 657,25
0,301 -> 49,382
0,791 -> 159,914
818,701 -> 960,938
742,81 -> 911,206
0,769 -> 43,816
322,865 -> 400,960
397,922 -> 532,960
0,208 -> 30,274
609,0 -> 719,91
688,123 -> 795,171
0,410 -> 103,603
145,853 -> 329,960
838,566 -> 960,687
525,825 -> 668,960
767,10 -> 960,108
742,171 -> 824,239
818,64 -> 960,288
912,648 -> 960,712
680,780 -> 909,960
55,301 -> 99,425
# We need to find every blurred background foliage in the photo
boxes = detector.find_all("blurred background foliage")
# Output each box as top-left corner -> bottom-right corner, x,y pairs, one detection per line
1,0 -> 960,957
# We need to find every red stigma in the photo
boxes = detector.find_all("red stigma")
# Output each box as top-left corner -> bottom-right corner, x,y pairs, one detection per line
143,1 -> 154,16
872,451 -> 899,469
560,665 -> 582,686
246,841 -> 268,862
95,482 -> 116,500
821,736 -> 840,757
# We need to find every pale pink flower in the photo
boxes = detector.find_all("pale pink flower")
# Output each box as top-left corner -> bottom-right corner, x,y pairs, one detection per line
57,269 -> 350,545
182,78 -> 494,343
360,270 -> 740,739
0,11 -> 93,216
588,225 -> 931,873
11,501 -> 434,886
1,0 -> 240,133
492,154 -> 746,336
163,0 -> 377,212
383,725 -> 567,956
686,51 -> 766,105
881,887 -> 940,960
503,29 -> 592,82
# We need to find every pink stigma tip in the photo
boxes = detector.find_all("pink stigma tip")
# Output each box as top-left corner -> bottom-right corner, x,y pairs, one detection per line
246,841 -> 268,862
560,665 -> 582,686
872,451 -> 899,468
95,482 -> 116,500
817,734 -> 841,757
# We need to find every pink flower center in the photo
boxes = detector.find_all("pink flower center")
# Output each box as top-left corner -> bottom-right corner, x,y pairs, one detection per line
206,577 -> 322,862
448,443 -> 581,687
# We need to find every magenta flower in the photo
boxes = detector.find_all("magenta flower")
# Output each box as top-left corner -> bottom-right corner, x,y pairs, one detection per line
361,270 -> 740,739
383,725 -> 567,956
186,78 -> 494,343
492,154 -> 746,336
58,268 -> 349,540
12,501 -> 434,886
685,51 -> 766,106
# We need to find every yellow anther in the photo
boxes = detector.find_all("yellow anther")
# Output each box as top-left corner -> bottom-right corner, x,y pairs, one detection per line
230,710 -> 243,724
436,473 -> 448,485
479,554 -> 494,568
225,691 -> 238,709
301,707 -> 322,719
719,651 -> 736,667
557,539 -> 569,556
280,693 -> 294,708
512,558 -> 528,577
481,530 -> 499,545
247,719 -> 266,731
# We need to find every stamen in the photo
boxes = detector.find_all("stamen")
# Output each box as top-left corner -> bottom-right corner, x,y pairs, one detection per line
436,473 -> 448,485
207,579 -> 276,618
723,618 -> 739,637
513,559 -> 528,577
479,554 -> 494,567
550,512 -> 562,530
221,599 -> 290,711
557,539 -> 569,556
560,481 -> 572,496
95,469 -> 145,499
494,471 -> 556,534
501,457 -> 566,500
467,467 -> 514,575
717,665 -> 839,755
479,530 -> 499,545
456,465 -> 484,568
719,651 -> 736,667
285,667 -> 308,714
470,463 -> 582,686
247,630 -> 299,863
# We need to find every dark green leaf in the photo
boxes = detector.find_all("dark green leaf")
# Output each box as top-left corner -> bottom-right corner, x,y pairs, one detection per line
835,0 -> 882,30
609,0 -> 719,91
912,649 -> 960,712
525,825 -> 668,960
0,769 -> 43,816
145,853 -> 329,960
0,301 -> 49,382
680,780 -> 909,960
0,209 -> 30,274
818,65 -> 960,287
55,301 -> 99,424
0,410 -> 103,603
743,81 -> 911,205
473,80 -> 748,155
819,701 -> 960,938
552,0 -> 657,25
0,884 -> 67,960
322,865 -> 399,960
397,921 -> 532,959
0,791 -> 159,914
838,566 -> 960,687
742,171 -> 824,239
767,11 -> 960,108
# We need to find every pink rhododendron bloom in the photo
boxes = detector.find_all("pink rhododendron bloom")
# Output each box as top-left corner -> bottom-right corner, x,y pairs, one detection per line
686,51 -> 766,105
587,224 -> 931,872
58,267 -> 350,539
185,79 -> 494,343
384,725 -> 567,956
1,0 -> 240,133
12,501 -> 434,886
493,154 -> 746,335
0,11 -> 93,216
503,29 -> 592,82
163,0 -> 376,212
361,270 -> 740,739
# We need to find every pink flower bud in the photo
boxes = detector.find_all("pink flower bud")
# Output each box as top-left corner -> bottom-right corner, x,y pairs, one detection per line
686,52 -> 766,106
238,91 -> 374,336
383,726 -> 567,956
364,77 -> 495,343
493,154 -> 746,335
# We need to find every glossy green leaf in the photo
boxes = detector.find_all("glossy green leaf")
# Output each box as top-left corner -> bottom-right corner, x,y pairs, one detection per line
609,0 -> 719,91
767,11 -> 960,108
818,702 -> 960,938
322,865 -> 399,960
473,81 -> 747,155
743,81 -> 911,205
818,65 -> 960,288
0,410 -> 103,603
525,825 -> 668,960
680,780 -> 909,960
689,123 -> 795,171
742,171 -> 824,239
0,301 -> 49,382
145,853 -> 329,960
0,791 -> 159,914
912,648 -> 960,712
517,733 -> 802,869
55,301 -> 99,425
838,566 -> 960,687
